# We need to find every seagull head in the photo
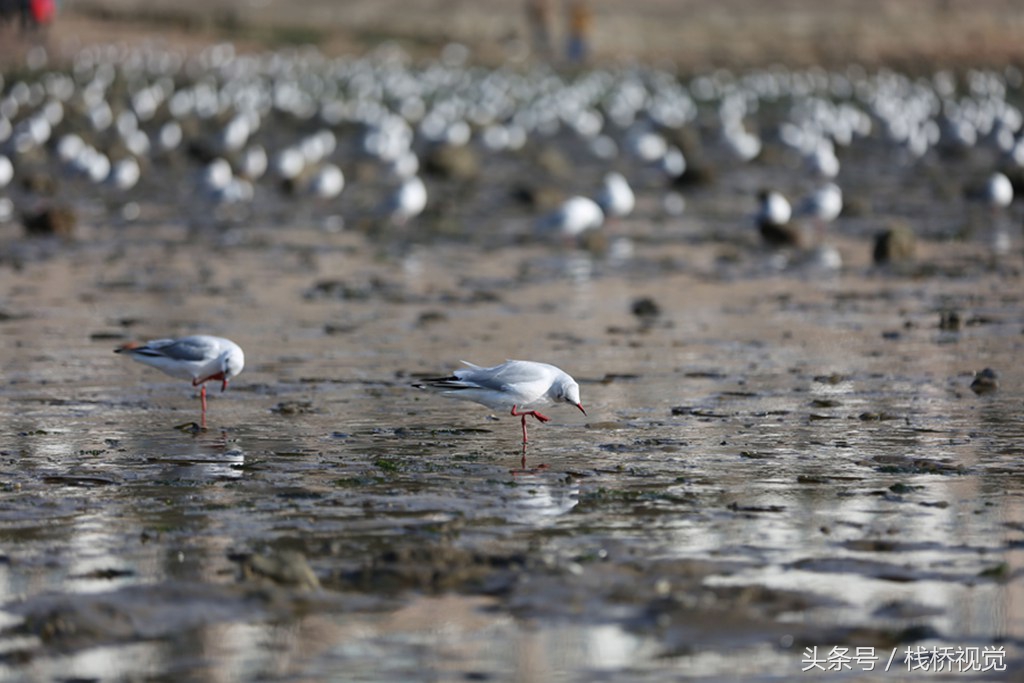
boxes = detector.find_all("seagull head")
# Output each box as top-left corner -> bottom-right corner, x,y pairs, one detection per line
219,345 -> 246,391
553,376 -> 586,416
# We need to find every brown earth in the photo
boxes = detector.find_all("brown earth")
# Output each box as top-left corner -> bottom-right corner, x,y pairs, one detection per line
3,0 -> 1024,70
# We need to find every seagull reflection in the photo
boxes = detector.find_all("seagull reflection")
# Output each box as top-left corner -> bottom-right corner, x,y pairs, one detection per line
136,430 -> 245,481
503,477 -> 580,525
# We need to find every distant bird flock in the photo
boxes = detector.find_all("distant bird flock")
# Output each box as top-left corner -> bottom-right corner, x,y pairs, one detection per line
4,41 -> 1020,443
0,42 -> 1018,262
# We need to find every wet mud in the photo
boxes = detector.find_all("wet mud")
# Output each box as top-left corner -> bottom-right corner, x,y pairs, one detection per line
1,39 -> 1023,683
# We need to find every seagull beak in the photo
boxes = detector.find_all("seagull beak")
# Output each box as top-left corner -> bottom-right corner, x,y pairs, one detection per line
576,402 -> 586,416
221,378 -> 229,392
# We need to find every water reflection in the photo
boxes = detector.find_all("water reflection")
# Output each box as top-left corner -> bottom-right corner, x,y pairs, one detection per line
502,475 -> 579,525
128,429 -> 246,482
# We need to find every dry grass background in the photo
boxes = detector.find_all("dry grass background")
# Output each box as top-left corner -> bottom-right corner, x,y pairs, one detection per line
11,0 -> 1024,70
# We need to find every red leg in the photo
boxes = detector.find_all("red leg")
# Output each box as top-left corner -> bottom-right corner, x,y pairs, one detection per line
511,405 -> 550,444
510,405 -> 550,423
200,384 -> 208,428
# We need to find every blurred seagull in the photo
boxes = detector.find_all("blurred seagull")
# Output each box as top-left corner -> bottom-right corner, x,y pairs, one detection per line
795,183 -> 844,270
797,182 -> 843,227
755,189 -> 795,246
983,171 -> 1014,254
387,175 -> 427,226
596,171 -> 635,221
537,195 -> 604,243
308,163 -> 345,200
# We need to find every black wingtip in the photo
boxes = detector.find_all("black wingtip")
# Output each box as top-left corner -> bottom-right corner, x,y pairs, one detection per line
413,375 -> 464,389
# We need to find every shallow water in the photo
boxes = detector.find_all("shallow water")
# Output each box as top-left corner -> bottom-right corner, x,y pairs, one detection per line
1,218 -> 1022,680
2,50 -> 1024,680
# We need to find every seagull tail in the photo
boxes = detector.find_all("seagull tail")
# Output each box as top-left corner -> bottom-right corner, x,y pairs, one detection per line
114,341 -> 144,354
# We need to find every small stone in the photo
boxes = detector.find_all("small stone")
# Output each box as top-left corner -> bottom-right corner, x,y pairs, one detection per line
970,368 -> 999,394
510,183 -> 563,210
631,297 -> 661,319
534,147 -> 571,177
417,310 -> 448,326
939,310 -> 961,331
238,550 -> 321,590
23,206 -> 76,238
424,144 -> 479,181
21,171 -> 57,195
759,221 -> 803,248
272,400 -> 316,415
873,221 -> 916,264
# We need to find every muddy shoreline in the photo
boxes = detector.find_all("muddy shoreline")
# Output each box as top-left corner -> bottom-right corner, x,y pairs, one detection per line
1,4 -> 1023,681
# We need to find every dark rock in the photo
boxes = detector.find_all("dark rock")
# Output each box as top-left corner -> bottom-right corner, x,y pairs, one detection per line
873,221 -> 916,264
970,367 -> 999,394
417,310 -> 448,326
510,182 -> 563,210
938,310 -> 961,331
23,206 -> 76,238
631,297 -> 661,319
271,400 -> 316,415
533,147 -> 571,178
665,125 -> 717,187
760,221 -> 803,248
235,550 -> 321,590
21,171 -> 57,195
425,144 -> 479,181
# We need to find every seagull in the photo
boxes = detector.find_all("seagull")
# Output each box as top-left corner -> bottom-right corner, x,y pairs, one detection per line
537,195 -> 604,242
106,157 -> 141,191
388,175 -> 428,226
115,335 -> 245,427
415,360 -> 586,452
596,172 -> 635,221
797,182 -> 843,226
755,189 -> 796,246
307,163 -> 345,200
0,154 -> 13,189
983,172 -> 1013,254
984,171 -> 1013,209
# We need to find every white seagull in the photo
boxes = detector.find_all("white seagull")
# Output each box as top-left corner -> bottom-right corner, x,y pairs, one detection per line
116,335 -> 245,426
0,154 -> 13,189
755,189 -> 795,246
388,175 -> 428,226
537,195 -> 604,242
983,172 -> 1014,254
597,172 -> 635,220
985,171 -> 1013,209
416,360 -> 586,447
797,182 -> 843,225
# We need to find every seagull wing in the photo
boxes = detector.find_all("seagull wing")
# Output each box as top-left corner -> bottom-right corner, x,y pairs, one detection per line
138,337 -> 215,362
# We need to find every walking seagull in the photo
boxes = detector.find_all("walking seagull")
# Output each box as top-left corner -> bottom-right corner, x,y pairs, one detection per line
416,360 -> 586,456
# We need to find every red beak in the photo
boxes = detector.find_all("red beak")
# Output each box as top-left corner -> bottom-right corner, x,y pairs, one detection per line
576,402 -> 586,416
221,378 -> 229,392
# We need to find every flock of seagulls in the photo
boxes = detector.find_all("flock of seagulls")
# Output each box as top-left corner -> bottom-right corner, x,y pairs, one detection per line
0,43 -> 1018,254
3,41 -> 1021,452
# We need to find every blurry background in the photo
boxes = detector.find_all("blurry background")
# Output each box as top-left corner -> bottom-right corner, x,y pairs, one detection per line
7,0 -> 1024,69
